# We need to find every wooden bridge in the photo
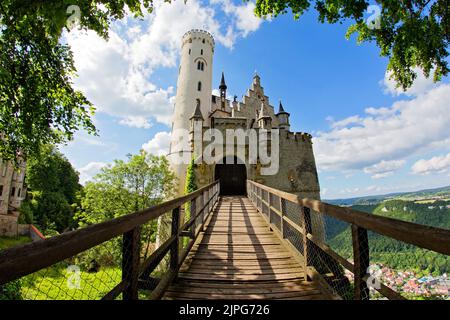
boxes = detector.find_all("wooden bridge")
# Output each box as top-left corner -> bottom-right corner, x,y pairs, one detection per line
0,180 -> 449,300
164,196 -> 330,300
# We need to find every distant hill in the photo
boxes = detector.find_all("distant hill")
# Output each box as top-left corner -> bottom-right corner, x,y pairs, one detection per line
325,199 -> 450,275
325,185 -> 450,206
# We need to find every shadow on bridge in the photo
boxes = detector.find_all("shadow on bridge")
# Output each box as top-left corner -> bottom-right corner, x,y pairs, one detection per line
163,196 -> 328,300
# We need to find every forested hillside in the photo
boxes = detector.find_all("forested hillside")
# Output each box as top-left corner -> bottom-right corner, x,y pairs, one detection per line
326,200 -> 450,275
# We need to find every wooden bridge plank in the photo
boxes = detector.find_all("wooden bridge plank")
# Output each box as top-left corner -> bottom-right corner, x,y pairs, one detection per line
162,196 -> 331,300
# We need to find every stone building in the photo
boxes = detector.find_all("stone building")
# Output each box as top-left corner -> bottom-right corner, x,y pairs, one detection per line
168,29 -> 320,200
0,158 -> 27,236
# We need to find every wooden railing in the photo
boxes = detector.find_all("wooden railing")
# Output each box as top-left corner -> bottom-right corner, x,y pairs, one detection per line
247,180 -> 450,300
0,180 -> 220,300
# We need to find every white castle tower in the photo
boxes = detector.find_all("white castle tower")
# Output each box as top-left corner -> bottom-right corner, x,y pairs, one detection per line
168,29 -> 320,201
169,29 -> 215,195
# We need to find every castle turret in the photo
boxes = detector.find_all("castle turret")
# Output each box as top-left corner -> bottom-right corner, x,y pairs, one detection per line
190,100 -> 204,129
276,101 -> 290,131
219,72 -> 227,110
258,103 -> 272,129
169,29 -> 215,195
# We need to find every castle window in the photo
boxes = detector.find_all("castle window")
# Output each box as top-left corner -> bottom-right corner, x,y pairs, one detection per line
201,49 -> 203,55
202,39 -> 205,44
189,49 -> 191,55
0,185 -> 3,197
212,96 -> 216,103
11,187 -> 15,197
1,164 -> 6,177
197,81 -> 202,91
18,188 -> 21,198
197,61 -> 205,71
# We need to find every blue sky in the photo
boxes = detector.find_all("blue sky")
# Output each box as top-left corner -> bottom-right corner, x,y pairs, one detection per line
60,0 -> 450,199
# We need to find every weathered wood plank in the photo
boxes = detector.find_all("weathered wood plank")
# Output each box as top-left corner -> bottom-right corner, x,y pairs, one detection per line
163,196 -> 335,300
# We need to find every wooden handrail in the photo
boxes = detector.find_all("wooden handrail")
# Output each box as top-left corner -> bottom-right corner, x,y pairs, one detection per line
248,180 -> 450,255
0,181 -> 219,286
247,179 -> 450,300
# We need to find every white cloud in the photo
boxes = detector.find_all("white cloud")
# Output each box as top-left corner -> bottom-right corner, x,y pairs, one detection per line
65,0 -> 265,128
78,162 -> 108,184
118,116 -> 153,129
363,160 -> 405,179
212,0 -> 264,37
381,68 -> 437,97
142,131 -> 171,156
314,83 -> 450,172
412,153 -> 450,175
330,115 -> 363,129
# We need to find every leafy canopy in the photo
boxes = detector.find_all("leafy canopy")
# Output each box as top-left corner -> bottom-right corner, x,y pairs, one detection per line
250,0 -> 450,90
77,150 -> 176,225
76,151 -> 176,263
185,158 -> 198,195
21,144 -> 82,233
0,0 -> 160,161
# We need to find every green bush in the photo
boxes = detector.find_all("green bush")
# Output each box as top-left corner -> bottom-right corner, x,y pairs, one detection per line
0,280 -> 23,300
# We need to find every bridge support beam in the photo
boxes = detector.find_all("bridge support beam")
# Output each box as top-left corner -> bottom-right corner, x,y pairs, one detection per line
122,226 -> 141,300
352,225 -> 370,300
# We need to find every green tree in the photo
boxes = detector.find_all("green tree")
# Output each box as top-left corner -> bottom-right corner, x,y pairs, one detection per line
76,151 -> 176,264
251,0 -> 450,90
0,280 -> 22,300
78,151 -> 176,224
21,144 -> 82,233
185,158 -> 197,195
0,0 -> 157,161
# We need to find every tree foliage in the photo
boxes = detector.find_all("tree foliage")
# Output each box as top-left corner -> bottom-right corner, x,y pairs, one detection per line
251,0 -> 450,90
185,158 -> 197,195
327,200 -> 450,275
20,144 -> 82,233
77,151 -> 176,225
0,0 -> 159,161
75,151 -> 176,267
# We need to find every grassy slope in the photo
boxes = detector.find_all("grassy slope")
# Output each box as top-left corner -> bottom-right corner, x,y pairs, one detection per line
0,236 -> 32,250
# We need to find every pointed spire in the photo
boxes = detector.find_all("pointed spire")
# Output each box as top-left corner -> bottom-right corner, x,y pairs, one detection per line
253,71 -> 261,87
276,100 -> 289,116
279,101 -> 285,113
258,102 -> 270,119
219,72 -> 227,90
190,101 -> 203,120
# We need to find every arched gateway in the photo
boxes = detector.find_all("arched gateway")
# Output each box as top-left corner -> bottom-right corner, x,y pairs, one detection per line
214,156 -> 247,195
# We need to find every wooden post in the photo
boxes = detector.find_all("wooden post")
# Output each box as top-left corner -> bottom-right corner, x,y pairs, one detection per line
190,198 -> 196,237
279,197 -> 284,238
200,190 -> 205,231
122,226 -> 140,300
302,207 -> 313,281
268,192 -> 272,225
170,207 -> 180,272
352,224 -> 370,300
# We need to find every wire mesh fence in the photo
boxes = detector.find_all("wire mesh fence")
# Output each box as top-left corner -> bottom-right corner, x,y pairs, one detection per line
246,180 -> 450,300
18,236 -> 123,300
0,181 -> 220,300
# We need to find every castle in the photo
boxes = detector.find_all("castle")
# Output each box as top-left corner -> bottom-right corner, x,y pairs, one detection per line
0,159 -> 27,236
168,29 -> 321,199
